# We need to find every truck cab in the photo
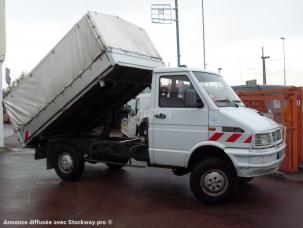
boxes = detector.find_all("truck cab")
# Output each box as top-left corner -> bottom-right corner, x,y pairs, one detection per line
124,67 -> 285,203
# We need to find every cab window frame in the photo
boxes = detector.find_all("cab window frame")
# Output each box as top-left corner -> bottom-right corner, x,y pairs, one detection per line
158,74 -> 204,108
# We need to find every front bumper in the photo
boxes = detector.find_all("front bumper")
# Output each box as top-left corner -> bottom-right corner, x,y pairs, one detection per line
225,143 -> 286,177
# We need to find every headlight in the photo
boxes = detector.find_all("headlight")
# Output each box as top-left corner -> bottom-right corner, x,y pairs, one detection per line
255,133 -> 272,147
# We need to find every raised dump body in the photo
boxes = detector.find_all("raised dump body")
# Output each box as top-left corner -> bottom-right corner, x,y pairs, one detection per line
4,11 -> 164,147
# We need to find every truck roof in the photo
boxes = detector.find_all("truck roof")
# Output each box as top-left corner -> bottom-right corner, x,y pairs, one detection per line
154,67 -> 219,75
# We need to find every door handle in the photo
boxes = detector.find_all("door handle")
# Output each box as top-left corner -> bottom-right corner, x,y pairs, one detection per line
154,113 -> 166,119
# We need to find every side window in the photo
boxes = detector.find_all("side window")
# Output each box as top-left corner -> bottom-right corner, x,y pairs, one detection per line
159,75 -> 203,108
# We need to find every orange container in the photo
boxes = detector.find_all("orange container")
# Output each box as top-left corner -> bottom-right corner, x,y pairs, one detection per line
236,87 -> 303,173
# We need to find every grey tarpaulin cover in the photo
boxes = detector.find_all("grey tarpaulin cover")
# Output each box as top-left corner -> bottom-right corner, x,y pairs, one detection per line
4,11 -> 161,131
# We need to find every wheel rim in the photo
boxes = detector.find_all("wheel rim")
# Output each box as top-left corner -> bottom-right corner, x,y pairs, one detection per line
58,153 -> 74,174
200,169 -> 228,196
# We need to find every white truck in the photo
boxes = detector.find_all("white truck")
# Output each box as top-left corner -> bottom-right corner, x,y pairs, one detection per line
4,12 -> 285,204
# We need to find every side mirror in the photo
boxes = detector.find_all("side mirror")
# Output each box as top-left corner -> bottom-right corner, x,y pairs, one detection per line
196,98 -> 204,108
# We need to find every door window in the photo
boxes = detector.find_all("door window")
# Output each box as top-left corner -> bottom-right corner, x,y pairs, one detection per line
159,75 -> 203,108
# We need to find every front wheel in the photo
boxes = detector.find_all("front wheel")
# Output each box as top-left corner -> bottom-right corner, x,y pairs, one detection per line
54,147 -> 84,181
190,158 -> 237,204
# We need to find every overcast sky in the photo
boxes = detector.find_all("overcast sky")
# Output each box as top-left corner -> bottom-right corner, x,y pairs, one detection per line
4,0 -> 303,86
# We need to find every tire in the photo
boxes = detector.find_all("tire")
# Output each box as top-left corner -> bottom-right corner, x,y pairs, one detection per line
105,159 -> 128,170
190,158 -> 237,204
238,177 -> 254,184
54,147 -> 84,181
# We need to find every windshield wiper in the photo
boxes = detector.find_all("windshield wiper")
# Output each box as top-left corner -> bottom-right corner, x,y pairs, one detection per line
215,99 -> 239,108
232,99 -> 247,108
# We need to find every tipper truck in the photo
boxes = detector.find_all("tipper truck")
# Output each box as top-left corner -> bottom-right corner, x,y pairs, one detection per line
4,11 -> 286,204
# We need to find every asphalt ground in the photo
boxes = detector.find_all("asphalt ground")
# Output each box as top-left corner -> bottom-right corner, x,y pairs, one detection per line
0,148 -> 303,228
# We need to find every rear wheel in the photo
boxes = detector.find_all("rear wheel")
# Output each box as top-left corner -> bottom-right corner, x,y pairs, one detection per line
54,147 -> 84,181
190,158 -> 237,204
105,159 -> 129,170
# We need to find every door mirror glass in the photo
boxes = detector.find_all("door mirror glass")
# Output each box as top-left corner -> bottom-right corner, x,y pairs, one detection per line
196,98 -> 204,108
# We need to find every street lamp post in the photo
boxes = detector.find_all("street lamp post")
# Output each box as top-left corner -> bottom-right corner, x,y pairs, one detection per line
151,2 -> 181,66
175,0 -> 181,66
218,67 -> 222,75
280,37 -> 286,85
201,0 -> 206,69
261,47 -> 270,85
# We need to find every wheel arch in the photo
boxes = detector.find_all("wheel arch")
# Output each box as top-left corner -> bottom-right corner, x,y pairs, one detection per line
46,139 -> 66,169
46,139 -> 83,169
186,143 -> 237,174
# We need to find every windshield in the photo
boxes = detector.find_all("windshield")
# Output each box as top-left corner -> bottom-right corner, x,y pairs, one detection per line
193,71 -> 244,107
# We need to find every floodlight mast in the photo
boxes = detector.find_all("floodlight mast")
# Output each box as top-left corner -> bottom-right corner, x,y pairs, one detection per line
151,1 -> 181,67
175,0 -> 181,67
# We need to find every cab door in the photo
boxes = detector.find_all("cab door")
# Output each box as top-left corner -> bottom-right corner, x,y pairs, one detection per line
149,72 -> 209,167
